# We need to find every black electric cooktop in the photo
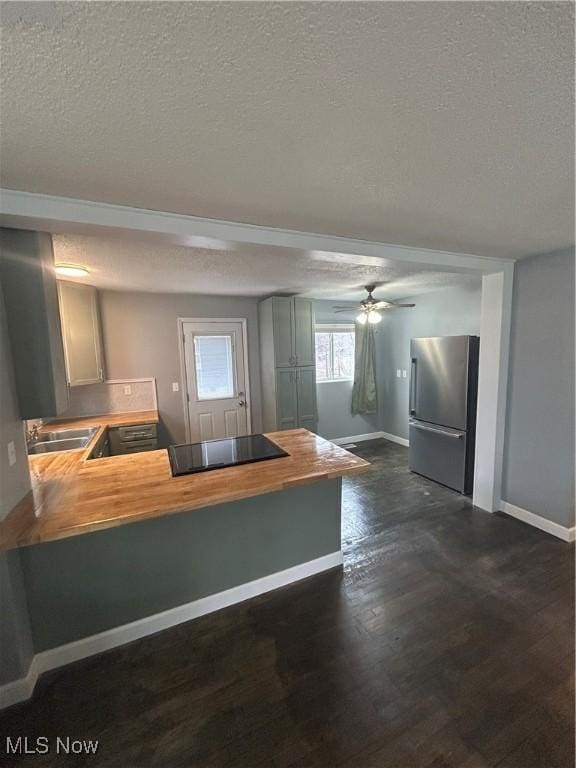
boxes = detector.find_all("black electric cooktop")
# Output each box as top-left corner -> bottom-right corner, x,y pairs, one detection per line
168,434 -> 289,477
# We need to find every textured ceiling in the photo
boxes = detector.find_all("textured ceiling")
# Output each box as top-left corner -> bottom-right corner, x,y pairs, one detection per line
52,233 -> 480,300
1,2 -> 574,259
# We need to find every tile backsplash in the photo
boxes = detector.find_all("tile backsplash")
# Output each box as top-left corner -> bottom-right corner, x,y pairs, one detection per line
55,379 -> 157,419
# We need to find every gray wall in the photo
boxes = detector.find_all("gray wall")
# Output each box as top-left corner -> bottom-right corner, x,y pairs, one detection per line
21,479 -> 341,651
313,300 -> 379,439
379,284 -> 482,439
0,278 -> 31,519
99,291 -> 263,444
0,277 -> 34,685
502,248 -> 575,528
0,550 -> 34,686
313,290 -> 482,441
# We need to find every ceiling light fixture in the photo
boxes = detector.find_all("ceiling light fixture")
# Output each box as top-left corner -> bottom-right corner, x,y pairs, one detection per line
54,264 -> 90,278
356,308 -> 382,325
338,285 -> 414,324
367,310 -> 382,324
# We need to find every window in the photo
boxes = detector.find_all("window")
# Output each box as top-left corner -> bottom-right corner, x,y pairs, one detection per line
193,335 -> 235,399
315,325 -> 355,382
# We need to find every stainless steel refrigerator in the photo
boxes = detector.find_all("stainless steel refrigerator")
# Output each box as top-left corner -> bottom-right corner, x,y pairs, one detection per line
408,335 -> 479,494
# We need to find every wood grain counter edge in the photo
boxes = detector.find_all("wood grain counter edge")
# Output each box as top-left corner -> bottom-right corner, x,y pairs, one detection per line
0,422 -> 370,551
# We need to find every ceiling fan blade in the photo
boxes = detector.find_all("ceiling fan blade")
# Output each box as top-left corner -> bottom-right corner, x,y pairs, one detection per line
334,308 -> 358,313
373,300 -> 416,308
333,306 -> 359,310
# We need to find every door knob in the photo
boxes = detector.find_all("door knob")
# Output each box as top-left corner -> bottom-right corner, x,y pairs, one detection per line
238,400 -> 246,407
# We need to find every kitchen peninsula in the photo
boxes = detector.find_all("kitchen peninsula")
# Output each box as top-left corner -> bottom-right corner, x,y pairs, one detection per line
0,423 -> 369,656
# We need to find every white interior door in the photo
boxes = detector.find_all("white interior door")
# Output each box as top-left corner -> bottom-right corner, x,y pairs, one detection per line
182,320 -> 250,442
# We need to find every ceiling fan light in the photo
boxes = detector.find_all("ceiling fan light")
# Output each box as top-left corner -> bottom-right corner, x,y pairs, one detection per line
368,310 -> 382,324
356,312 -> 367,324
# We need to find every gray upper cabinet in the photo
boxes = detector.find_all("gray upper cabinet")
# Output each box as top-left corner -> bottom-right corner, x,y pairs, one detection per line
271,297 -> 294,367
0,229 -> 69,419
293,299 -> 315,367
265,296 -> 314,367
58,281 -> 104,386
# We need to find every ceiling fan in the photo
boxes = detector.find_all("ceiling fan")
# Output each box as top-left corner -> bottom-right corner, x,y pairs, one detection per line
334,284 -> 415,324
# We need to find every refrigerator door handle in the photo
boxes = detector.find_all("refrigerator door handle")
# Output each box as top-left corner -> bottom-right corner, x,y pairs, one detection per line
409,357 -> 417,415
409,421 -> 463,439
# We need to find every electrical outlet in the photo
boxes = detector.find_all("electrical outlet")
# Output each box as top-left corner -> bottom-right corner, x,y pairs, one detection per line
396,369 -> 401,378
123,385 -> 132,395
7,441 -> 16,467
172,382 -> 180,392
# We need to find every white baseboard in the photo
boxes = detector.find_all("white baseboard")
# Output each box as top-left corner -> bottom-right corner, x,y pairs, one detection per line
332,431 -> 409,447
0,660 -> 38,711
332,431 -> 382,445
0,551 -> 343,711
500,501 -> 575,543
379,430 -> 409,448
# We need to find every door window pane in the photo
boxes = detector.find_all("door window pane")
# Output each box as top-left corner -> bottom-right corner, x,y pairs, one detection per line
194,335 -> 235,400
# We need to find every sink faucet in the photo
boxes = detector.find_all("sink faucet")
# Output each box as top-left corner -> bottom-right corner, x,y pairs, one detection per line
26,423 -> 40,445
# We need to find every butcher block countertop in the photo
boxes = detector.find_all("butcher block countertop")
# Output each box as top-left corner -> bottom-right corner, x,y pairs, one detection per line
40,410 -> 160,433
0,416 -> 370,550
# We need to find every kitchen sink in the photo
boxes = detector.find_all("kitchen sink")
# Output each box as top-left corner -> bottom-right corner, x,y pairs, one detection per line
27,427 -> 98,455
28,437 -> 92,454
36,427 -> 97,442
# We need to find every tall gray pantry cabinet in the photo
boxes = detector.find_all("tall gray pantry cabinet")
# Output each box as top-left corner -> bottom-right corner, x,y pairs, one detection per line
259,297 -> 318,433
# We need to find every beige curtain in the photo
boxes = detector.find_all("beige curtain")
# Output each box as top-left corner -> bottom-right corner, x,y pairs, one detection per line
351,322 -> 377,415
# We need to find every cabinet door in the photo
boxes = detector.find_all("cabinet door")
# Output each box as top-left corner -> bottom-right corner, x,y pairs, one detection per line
296,366 -> 317,432
0,229 -> 69,418
293,298 -> 315,366
58,282 -> 104,386
275,369 -> 298,430
272,297 -> 295,367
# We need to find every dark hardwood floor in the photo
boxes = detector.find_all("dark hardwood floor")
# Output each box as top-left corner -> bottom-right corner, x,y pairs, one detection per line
2,439 -> 574,767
